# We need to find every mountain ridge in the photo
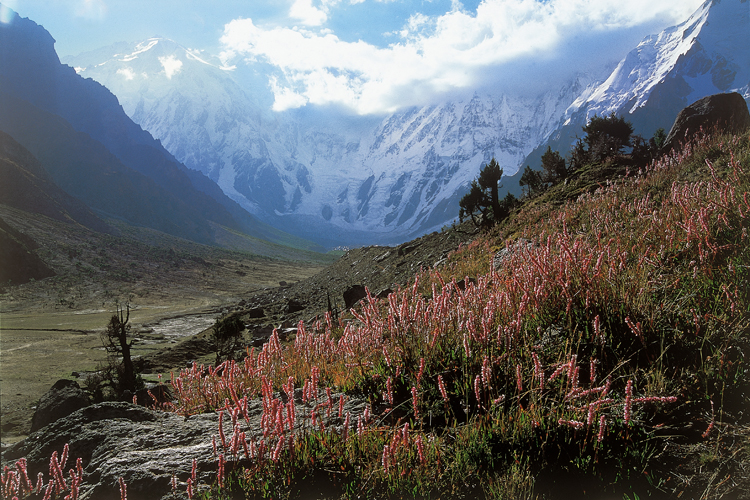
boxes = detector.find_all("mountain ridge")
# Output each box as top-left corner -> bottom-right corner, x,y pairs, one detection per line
520,0 -> 750,174
0,9 -> 324,252
65,38 -> 594,247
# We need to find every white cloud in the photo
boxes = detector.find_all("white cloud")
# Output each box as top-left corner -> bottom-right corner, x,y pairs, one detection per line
289,0 -> 328,26
158,55 -> 183,79
75,0 -> 107,21
116,67 -> 136,80
270,76 -> 310,111
221,0 -> 704,114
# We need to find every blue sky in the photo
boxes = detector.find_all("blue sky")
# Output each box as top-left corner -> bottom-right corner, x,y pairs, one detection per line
3,0 -> 705,114
4,1 -> 487,56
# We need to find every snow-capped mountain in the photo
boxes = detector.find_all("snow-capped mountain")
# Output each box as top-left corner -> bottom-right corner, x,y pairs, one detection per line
65,39 -> 590,247
531,0 -> 749,162
65,0 -> 749,248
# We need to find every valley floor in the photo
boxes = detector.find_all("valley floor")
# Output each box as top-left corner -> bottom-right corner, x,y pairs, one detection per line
0,204 -> 330,442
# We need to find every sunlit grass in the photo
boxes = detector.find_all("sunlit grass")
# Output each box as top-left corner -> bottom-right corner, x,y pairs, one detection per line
4,130 -> 749,499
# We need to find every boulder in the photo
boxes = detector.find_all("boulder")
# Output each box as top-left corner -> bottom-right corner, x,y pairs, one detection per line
2,394 -> 368,500
664,92 -> 750,149
246,307 -> 264,319
30,379 -> 90,432
343,284 -> 367,309
284,298 -> 306,314
5,402 -> 222,500
397,241 -> 420,256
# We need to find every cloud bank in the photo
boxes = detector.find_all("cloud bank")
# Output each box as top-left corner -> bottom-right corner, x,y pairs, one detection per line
220,0 -> 704,114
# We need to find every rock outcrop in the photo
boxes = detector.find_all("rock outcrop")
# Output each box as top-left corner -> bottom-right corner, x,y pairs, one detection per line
343,284 -> 367,309
3,394 -> 368,500
30,379 -> 90,433
6,403 -> 221,500
665,92 -> 750,149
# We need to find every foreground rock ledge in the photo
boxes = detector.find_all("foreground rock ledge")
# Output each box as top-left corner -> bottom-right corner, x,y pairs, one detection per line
3,403 -> 220,499
2,395 -> 367,500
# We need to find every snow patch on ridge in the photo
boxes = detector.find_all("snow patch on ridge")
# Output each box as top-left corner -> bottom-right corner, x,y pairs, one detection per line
120,38 -> 159,62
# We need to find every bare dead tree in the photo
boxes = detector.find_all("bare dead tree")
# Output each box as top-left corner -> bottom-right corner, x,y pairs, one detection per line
101,303 -> 137,394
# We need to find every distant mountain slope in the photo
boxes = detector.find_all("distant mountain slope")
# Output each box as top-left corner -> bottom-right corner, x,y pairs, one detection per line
521,0 -> 750,172
0,131 -> 113,234
0,8 -> 323,252
65,38 -> 592,247
57,0 -> 748,247
0,91 -> 225,243
0,215 -> 55,285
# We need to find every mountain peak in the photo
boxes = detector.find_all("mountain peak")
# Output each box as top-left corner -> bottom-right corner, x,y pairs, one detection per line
562,0 -> 748,132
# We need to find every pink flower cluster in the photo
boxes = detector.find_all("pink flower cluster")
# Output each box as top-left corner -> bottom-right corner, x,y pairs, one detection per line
1,444 -> 87,500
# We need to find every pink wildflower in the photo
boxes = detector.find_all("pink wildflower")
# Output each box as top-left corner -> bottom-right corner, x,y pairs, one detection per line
515,364 -> 523,393
217,454 -> 225,487
338,395 -> 346,419
411,387 -> 419,419
482,356 -> 492,388
587,402 -> 596,428
417,358 -> 425,388
218,411 -> 226,449
702,400 -> 715,438
558,419 -> 584,429
624,379 -> 633,425
437,375 -> 449,403
415,435 -> 426,465
532,352 -> 543,391
118,477 -> 127,500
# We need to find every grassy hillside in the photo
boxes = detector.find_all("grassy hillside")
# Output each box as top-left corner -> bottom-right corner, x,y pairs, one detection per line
2,129 -> 749,499
160,129 -> 749,498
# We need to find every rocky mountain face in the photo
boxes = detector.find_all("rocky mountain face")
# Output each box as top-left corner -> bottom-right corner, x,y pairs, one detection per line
0,10 -> 320,251
521,0 -> 750,171
0,131 -> 112,234
65,39 -> 593,248
15,0 -> 749,248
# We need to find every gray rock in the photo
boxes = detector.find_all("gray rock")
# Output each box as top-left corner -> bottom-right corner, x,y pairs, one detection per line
493,238 -> 535,271
30,379 -> 90,433
665,92 -> 750,149
5,402 -> 222,500
397,241 -> 420,256
246,307 -> 264,319
374,250 -> 391,262
343,284 -> 367,309
3,393 -> 369,500
284,298 -> 306,314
